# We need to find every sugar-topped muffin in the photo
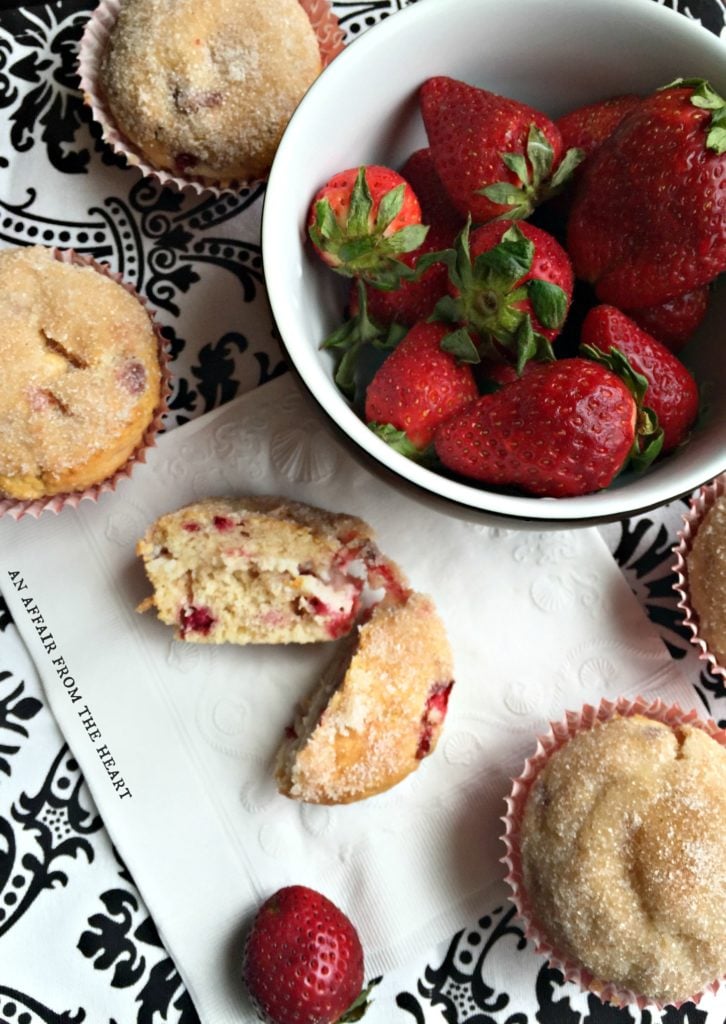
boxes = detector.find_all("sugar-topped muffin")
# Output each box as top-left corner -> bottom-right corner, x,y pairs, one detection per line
0,246 -> 162,501
686,490 -> 726,669
136,496 -> 410,644
98,0 -> 322,183
519,714 -> 726,1004
276,591 -> 455,804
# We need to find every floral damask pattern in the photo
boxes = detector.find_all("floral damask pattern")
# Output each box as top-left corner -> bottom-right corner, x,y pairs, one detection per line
0,0 -> 724,1022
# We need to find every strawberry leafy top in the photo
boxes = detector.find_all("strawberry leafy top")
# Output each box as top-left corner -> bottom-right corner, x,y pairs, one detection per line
321,280 -> 406,397
660,78 -> 726,153
432,219 -> 567,371
580,342 -> 664,470
479,124 -> 584,219
309,167 -> 429,288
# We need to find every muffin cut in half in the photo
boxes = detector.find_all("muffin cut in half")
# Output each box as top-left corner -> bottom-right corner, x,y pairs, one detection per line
275,591 -> 455,804
136,496 -> 409,644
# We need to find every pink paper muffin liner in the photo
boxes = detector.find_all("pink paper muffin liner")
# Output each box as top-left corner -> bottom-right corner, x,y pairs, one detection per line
673,474 -> 726,679
0,248 -> 171,522
501,695 -> 726,1010
77,0 -> 345,196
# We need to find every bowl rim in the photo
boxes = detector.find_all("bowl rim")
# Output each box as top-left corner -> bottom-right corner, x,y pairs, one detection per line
262,0 -> 726,525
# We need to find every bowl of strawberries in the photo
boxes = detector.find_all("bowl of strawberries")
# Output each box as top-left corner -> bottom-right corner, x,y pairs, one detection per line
262,0 -> 726,527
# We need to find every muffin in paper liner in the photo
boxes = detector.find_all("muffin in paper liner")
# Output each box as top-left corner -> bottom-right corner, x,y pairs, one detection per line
77,0 -> 345,196
673,473 -> 726,680
0,247 -> 171,522
501,696 -> 726,1010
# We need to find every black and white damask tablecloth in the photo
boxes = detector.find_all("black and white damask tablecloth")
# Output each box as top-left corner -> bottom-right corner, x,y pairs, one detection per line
0,1 -> 725,1022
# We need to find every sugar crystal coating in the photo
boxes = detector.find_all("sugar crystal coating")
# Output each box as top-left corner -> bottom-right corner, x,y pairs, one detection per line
0,246 -> 161,500
99,0 -> 322,182
520,715 -> 726,1003
687,493 -> 726,668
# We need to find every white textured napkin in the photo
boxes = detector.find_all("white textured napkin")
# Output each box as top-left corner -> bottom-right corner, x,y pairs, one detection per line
0,374 -> 698,1023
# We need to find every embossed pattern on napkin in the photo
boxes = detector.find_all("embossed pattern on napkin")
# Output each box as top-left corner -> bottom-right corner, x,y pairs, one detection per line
0,374 -> 696,1023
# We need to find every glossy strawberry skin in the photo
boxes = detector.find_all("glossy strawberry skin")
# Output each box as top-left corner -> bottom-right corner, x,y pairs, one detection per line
349,225 -> 454,327
580,305 -> 699,452
242,886 -> 364,1024
400,148 -> 464,236
308,164 -> 424,284
435,358 -> 636,497
365,321 -> 478,450
556,94 -> 642,161
420,76 -> 564,223
567,85 -> 726,307
348,150 -> 464,327
625,287 -> 709,353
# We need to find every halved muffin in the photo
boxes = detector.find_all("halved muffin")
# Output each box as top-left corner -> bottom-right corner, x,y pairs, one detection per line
276,591 -> 455,804
136,495 -> 409,644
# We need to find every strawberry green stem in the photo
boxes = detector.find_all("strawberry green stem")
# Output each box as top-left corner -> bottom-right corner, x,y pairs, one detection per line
478,124 -> 584,219
309,167 -> 429,287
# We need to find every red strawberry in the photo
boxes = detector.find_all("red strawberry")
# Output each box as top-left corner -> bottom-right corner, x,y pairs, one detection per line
242,885 -> 369,1024
365,321 -> 478,454
308,165 -> 427,288
420,76 -> 583,223
436,219 -> 573,369
556,94 -> 642,162
567,79 -> 726,307
434,358 -> 639,497
625,287 -> 709,353
580,304 -> 699,452
348,150 -> 463,327
399,148 -> 463,236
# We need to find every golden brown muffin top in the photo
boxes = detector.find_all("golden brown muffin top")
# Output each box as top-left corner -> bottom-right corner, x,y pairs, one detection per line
521,714 -> 726,1003
687,493 -> 726,667
99,0 -> 322,182
0,246 -> 161,499
277,592 -> 454,804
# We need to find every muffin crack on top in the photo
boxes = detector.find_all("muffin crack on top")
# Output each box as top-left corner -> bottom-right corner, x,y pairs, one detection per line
519,715 -> 726,1004
0,245 -> 163,501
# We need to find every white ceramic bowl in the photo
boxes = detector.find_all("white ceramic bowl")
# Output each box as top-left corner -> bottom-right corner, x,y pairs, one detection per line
262,0 -> 726,528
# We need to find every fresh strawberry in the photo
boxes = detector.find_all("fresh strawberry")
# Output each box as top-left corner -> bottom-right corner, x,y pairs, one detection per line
365,321 -> 478,455
434,358 -> 644,497
242,885 -> 370,1024
399,148 -> 463,236
567,79 -> 726,308
348,150 -> 463,328
580,304 -> 699,452
308,165 -> 428,288
556,94 -> 642,162
624,287 -> 709,353
434,219 -> 573,369
419,76 -> 583,223
347,227 -> 454,327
